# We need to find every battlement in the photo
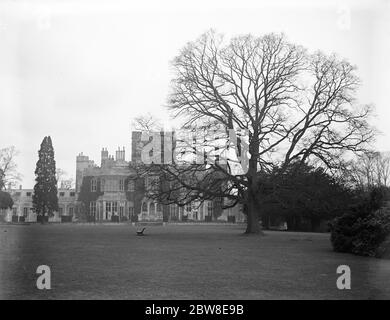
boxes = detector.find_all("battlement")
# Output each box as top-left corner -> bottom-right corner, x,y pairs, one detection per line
76,152 -> 91,162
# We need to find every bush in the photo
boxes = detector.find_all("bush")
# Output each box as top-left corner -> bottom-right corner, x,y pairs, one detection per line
330,187 -> 390,257
36,215 -> 49,223
351,210 -> 390,257
61,215 -> 73,223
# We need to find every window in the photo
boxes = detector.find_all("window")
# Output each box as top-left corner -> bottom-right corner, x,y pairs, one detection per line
186,203 -> 191,212
127,180 -> 135,192
69,207 -> 74,215
207,202 -> 213,216
59,192 -> 65,197
142,202 -> 147,212
26,192 -> 32,197
112,201 -> 118,213
12,207 -> 17,216
156,203 -> 162,212
129,207 -> 134,216
90,202 -> 97,216
23,207 -> 28,217
70,192 -> 75,197
91,179 -> 97,192
106,202 -> 111,212
170,204 -> 178,220
119,179 -> 125,191
59,207 -> 63,215
149,203 -> 155,214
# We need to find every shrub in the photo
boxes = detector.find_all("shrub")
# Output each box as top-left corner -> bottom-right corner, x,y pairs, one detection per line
330,187 -> 390,257
351,210 -> 390,257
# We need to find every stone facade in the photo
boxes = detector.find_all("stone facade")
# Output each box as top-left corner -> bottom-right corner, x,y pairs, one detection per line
75,147 -> 138,222
1,187 -> 76,223
75,146 -> 227,222
0,131 -> 246,223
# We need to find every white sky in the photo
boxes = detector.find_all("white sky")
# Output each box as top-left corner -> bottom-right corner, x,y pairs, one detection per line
0,0 -> 389,188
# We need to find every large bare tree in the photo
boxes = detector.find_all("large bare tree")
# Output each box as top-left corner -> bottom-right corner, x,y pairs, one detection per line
0,146 -> 21,190
137,31 -> 374,234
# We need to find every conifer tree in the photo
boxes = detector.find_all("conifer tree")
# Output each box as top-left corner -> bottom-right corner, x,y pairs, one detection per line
0,191 -> 13,209
33,136 -> 59,221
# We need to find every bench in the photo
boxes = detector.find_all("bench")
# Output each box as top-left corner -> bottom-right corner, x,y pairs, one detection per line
136,227 -> 146,236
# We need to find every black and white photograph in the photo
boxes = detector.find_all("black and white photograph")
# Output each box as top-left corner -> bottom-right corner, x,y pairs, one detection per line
1,0 -> 390,306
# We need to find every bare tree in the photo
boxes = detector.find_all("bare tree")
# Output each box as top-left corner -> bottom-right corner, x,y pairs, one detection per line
62,177 -> 75,190
131,113 -> 163,132
136,31 -> 374,234
344,151 -> 390,190
375,152 -> 390,187
56,168 -> 75,189
56,168 -> 66,186
0,146 -> 21,190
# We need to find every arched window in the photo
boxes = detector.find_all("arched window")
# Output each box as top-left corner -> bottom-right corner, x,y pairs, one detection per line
150,203 -> 155,214
156,203 -> 162,212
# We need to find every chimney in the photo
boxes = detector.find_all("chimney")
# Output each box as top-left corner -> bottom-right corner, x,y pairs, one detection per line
101,148 -> 109,166
115,147 -> 120,161
115,147 -> 126,161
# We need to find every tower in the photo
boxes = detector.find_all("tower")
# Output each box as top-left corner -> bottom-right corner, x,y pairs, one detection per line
75,152 -> 95,193
101,148 -> 108,167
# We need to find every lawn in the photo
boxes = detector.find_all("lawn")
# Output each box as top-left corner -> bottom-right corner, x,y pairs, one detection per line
0,223 -> 389,299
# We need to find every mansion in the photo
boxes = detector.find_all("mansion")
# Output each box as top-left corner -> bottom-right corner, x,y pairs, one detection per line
1,132 -> 245,223
0,186 -> 76,223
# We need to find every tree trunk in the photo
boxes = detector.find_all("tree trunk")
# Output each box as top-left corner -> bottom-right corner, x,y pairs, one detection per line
245,134 -> 262,235
40,212 -> 46,225
244,197 -> 263,234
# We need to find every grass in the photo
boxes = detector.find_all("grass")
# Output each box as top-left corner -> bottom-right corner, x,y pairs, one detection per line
0,223 -> 389,299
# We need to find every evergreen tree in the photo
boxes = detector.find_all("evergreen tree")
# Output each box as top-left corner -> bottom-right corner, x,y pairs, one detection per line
33,136 -> 59,221
0,191 -> 13,209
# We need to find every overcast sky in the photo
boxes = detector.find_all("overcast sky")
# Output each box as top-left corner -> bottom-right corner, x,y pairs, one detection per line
0,0 -> 389,188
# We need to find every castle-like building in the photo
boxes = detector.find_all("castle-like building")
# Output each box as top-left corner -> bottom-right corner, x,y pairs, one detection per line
1,132 -> 245,223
